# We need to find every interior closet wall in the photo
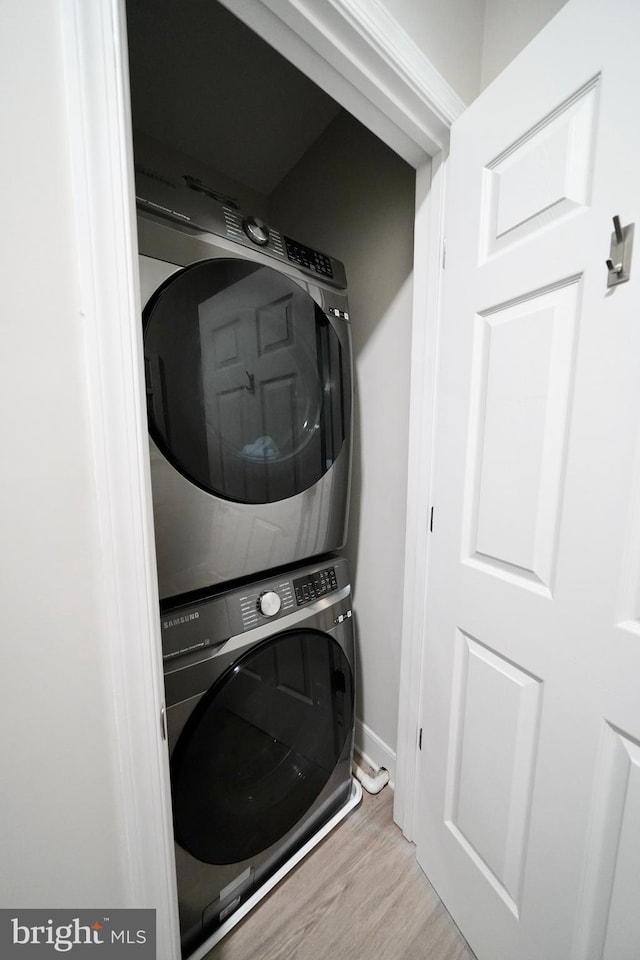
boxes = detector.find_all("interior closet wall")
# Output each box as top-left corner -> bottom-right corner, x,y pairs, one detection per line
126,0 -> 417,774
269,114 -> 416,771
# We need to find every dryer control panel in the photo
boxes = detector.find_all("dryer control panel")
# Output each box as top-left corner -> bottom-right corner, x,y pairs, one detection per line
134,165 -> 348,289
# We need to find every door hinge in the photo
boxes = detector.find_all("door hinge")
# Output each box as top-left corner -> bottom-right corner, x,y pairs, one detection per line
160,705 -> 167,741
418,727 -> 423,750
430,506 -> 434,533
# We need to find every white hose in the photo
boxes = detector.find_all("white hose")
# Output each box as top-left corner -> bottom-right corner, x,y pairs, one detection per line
352,761 -> 390,795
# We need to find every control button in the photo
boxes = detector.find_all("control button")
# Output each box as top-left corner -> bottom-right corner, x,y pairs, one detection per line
243,216 -> 270,246
258,590 -> 281,617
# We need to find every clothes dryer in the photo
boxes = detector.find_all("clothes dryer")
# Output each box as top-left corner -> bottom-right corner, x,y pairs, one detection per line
137,172 -> 352,600
162,555 -> 357,957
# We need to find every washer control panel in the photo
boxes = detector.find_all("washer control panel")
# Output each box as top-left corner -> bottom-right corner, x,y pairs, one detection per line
238,579 -> 295,631
293,565 -> 338,605
236,565 -> 340,631
161,558 -> 349,665
258,590 -> 282,617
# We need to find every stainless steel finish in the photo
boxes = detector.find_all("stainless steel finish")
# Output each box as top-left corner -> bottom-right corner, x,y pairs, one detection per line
161,556 -> 351,668
136,166 -> 348,289
138,185 -> 353,599
162,555 -> 356,955
613,214 -> 624,246
258,590 -> 281,617
243,215 -> 270,246
164,583 -> 352,710
160,706 -> 167,741
606,214 -> 634,286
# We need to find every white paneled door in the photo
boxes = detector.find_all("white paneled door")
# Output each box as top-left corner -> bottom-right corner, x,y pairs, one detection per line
416,1 -> 640,958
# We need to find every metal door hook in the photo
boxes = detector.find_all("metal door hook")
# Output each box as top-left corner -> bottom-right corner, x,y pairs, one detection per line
606,258 -> 622,275
606,215 -> 634,287
613,215 -> 624,245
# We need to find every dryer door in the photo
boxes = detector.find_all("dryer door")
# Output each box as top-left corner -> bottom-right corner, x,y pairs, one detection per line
143,258 -> 349,504
170,628 -> 354,865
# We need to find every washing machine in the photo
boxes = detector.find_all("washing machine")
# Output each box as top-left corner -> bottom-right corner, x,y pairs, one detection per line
136,170 -> 353,601
161,555 -> 357,957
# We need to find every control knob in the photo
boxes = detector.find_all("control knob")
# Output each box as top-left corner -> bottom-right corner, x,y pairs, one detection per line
258,590 -> 281,617
243,216 -> 270,246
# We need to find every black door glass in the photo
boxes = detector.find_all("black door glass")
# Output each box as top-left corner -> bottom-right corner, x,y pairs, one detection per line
170,629 -> 354,865
143,259 -> 348,504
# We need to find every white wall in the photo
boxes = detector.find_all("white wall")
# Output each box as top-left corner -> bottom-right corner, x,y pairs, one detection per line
386,0 -> 568,102
387,0 -> 485,103
0,0 -> 129,906
481,0 -> 569,88
269,113 -> 416,773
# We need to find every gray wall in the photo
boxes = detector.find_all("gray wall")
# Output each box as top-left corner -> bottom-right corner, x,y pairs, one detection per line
481,0 -> 569,89
269,112 -> 416,770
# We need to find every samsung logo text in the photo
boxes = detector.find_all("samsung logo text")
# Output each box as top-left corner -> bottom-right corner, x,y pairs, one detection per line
163,611 -> 200,630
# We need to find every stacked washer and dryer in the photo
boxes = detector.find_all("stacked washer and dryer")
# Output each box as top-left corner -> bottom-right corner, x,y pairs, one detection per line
137,168 -> 358,956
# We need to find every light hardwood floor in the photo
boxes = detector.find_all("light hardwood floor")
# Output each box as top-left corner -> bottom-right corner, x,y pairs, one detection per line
204,783 -> 476,960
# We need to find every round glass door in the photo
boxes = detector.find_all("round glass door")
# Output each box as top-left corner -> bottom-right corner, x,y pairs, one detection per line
170,629 -> 354,865
143,258 -> 349,504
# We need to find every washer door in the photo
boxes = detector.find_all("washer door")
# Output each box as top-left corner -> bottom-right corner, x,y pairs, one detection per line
144,258 -> 349,504
170,629 -> 354,865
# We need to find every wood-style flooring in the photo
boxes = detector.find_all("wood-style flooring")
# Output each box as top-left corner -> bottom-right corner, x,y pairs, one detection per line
204,782 -> 476,960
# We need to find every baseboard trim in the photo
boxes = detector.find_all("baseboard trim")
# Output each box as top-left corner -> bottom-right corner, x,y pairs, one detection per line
355,718 -> 397,788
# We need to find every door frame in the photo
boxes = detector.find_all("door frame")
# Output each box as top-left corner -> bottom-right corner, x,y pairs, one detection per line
216,0 -> 463,836
60,0 -> 462,945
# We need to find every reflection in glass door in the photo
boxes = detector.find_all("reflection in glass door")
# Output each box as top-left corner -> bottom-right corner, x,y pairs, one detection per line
144,259 -> 348,505
170,629 -> 354,865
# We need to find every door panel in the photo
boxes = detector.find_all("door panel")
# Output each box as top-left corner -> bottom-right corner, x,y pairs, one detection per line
416,2 -> 640,958
465,279 -> 580,593
577,724 -> 640,960
482,77 -> 599,259
446,632 -> 542,917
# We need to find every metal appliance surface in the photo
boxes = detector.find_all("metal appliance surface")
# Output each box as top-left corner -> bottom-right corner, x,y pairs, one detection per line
163,555 -> 356,956
137,169 -> 353,600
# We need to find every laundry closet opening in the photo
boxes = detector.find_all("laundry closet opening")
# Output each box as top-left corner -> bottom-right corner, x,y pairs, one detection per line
126,0 -> 417,779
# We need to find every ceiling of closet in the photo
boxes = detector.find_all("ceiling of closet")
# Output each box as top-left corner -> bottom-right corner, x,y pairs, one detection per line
126,0 -> 342,195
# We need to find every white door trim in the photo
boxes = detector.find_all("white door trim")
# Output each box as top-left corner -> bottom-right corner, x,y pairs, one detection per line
66,0 -> 462,947
394,149 -> 448,839
60,1 -> 180,952
218,0 -> 465,162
